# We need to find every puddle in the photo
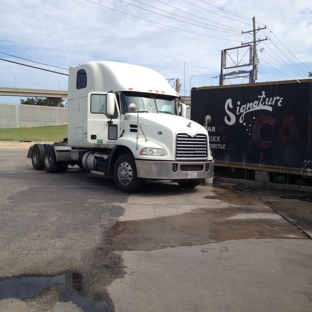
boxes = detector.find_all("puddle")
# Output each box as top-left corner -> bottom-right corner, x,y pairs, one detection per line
0,274 -> 68,300
0,272 -> 113,311
227,213 -> 282,220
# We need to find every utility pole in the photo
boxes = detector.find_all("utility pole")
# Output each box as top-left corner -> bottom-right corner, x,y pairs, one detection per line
241,17 -> 267,83
218,17 -> 266,85
252,17 -> 257,82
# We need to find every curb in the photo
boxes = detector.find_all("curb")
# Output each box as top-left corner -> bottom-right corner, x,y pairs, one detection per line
0,141 -> 53,147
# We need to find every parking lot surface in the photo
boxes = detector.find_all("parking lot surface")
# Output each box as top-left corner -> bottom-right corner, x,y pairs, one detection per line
0,144 -> 311,311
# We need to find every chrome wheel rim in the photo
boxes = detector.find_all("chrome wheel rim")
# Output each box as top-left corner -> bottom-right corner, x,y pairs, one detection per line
117,161 -> 133,185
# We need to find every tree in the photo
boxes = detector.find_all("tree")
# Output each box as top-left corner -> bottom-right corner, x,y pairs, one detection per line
20,98 -> 63,107
309,72 -> 312,77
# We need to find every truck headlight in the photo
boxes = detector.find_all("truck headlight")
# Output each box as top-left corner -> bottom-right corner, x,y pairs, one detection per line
140,148 -> 165,156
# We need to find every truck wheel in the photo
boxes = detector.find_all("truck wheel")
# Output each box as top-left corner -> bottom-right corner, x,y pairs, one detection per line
44,144 -> 60,173
31,144 -> 45,170
178,179 -> 202,188
113,154 -> 143,192
58,162 -> 68,173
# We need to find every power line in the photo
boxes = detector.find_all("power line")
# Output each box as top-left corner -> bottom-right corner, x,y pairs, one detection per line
131,0 -> 240,35
183,0 -> 251,25
251,31 -> 308,78
1,1 -> 309,84
256,42 -> 301,78
0,41 -> 199,75
242,28 -> 308,81
129,0 -> 240,35
266,28 -> 311,72
0,58 -> 69,76
0,39 -> 88,57
259,56 -> 295,80
268,40 -> 307,77
252,28 -> 310,78
198,0 -> 251,21
0,51 -> 69,70
84,0 -> 242,42
153,0 -> 243,33
258,66 -> 279,82
192,0 -> 310,79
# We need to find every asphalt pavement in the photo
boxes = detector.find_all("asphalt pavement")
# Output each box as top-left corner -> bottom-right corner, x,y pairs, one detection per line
0,143 -> 311,312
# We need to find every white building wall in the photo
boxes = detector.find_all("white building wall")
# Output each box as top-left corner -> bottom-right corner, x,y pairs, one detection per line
0,103 -> 68,129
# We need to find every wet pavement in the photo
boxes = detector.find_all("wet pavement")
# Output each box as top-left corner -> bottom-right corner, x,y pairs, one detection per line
109,239 -> 312,312
109,186 -> 309,253
0,144 -> 312,311
107,184 -> 312,312
258,191 -> 312,238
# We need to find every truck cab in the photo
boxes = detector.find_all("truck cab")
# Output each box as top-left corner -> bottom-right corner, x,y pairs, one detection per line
28,61 -> 214,192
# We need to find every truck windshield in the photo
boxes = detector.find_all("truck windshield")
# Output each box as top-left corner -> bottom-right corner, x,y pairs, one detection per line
121,92 -> 177,115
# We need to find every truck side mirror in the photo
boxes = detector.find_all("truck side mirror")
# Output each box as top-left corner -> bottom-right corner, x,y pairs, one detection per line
107,93 -> 115,117
129,103 -> 137,112
204,115 -> 212,130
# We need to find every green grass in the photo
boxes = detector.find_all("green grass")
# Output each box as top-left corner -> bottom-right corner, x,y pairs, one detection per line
0,125 -> 68,142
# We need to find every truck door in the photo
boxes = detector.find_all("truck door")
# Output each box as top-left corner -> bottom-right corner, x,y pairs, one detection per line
87,92 -> 120,145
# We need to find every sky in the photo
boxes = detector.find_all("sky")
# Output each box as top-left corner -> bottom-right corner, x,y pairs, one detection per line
0,0 -> 311,103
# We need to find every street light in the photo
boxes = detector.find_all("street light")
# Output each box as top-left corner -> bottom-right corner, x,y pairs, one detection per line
189,75 -> 196,95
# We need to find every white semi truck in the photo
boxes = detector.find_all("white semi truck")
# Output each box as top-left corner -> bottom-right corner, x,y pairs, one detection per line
27,61 -> 214,192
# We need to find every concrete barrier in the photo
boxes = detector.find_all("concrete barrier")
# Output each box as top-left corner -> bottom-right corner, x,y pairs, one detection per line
0,103 -> 68,128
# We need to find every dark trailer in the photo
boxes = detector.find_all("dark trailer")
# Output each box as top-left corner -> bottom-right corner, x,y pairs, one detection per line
191,79 -> 312,176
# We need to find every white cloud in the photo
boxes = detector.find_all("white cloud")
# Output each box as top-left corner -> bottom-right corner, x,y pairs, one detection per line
0,0 -> 311,103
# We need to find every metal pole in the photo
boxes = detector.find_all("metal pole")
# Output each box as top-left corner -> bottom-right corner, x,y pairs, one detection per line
220,50 -> 224,85
190,75 -> 196,94
184,62 -> 186,96
253,17 -> 258,82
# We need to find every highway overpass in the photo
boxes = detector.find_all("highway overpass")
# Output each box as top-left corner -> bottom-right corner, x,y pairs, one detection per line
0,87 -> 68,107
0,87 -> 191,107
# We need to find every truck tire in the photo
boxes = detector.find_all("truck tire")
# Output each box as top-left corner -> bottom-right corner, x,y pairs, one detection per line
44,144 -> 60,173
178,179 -> 202,188
31,143 -> 45,170
58,162 -> 68,173
113,154 -> 143,192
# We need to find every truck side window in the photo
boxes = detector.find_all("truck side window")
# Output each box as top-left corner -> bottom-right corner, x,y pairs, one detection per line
91,94 -> 118,118
76,69 -> 87,89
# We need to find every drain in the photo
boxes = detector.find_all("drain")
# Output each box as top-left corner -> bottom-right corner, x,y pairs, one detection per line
0,272 -> 113,311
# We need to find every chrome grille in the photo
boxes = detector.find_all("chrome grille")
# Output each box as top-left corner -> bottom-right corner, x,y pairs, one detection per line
176,133 -> 208,160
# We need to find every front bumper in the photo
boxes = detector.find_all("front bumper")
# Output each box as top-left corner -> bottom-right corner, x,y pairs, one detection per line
135,159 -> 214,180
